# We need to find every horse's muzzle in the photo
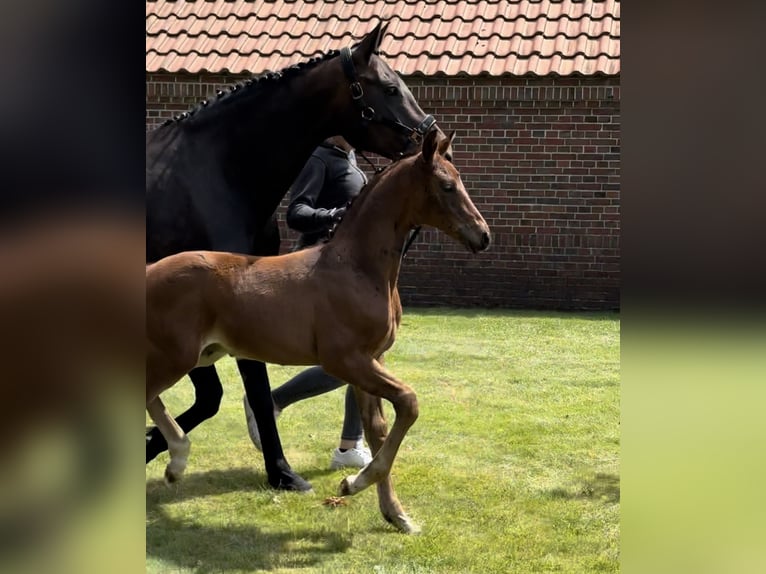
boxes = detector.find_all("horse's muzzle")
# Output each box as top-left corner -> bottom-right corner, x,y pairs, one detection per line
461,225 -> 491,253
479,231 -> 491,251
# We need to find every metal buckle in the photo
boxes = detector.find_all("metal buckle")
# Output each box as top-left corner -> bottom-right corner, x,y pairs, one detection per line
415,115 -> 436,136
361,106 -> 376,121
407,115 -> 436,142
350,82 -> 364,100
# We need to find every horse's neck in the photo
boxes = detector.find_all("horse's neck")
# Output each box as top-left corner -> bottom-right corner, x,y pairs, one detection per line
328,168 -> 419,287
198,60 -> 345,211
232,64 -> 339,149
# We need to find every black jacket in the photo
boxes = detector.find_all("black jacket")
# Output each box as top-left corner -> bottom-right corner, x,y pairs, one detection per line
286,143 -> 367,249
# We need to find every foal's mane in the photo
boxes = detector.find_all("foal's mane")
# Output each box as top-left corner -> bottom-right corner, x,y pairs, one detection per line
325,157 -> 408,242
153,49 -> 342,129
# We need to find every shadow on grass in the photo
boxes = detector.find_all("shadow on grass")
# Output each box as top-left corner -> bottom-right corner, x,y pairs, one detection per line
548,472 -> 620,503
147,504 -> 351,572
147,467 -> 352,571
146,466 -> 341,505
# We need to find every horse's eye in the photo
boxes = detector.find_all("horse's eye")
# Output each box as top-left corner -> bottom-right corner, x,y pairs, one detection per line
385,86 -> 399,96
443,183 -> 456,193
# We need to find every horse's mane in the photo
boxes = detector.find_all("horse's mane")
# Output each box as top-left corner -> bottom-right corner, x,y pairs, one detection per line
153,49 -> 342,130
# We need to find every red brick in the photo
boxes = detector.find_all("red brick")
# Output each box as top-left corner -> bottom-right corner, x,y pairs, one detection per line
146,73 -> 620,310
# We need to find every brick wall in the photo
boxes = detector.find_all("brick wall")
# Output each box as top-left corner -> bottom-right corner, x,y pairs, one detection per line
146,73 -> 620,310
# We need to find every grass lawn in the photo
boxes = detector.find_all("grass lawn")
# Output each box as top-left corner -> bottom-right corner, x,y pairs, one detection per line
146,308 -> 620,573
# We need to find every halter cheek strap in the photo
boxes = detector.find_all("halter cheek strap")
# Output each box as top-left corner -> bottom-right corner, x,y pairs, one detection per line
340,47 -> 436,144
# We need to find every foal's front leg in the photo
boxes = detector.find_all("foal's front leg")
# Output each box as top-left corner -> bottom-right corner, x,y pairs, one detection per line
146,397 -> 190,484
354,387 -> 421,534
324,354 -> 420,534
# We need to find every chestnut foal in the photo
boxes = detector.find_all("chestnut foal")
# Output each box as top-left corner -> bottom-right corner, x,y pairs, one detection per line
146,130 -> 490,533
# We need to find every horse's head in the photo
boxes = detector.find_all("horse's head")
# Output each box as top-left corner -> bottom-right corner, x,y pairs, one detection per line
338,21 -> 446,161
414,130 -> 490,253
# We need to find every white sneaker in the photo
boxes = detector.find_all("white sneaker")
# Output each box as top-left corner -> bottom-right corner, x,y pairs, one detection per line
330,442 -> 372,469
243,394 -> 280,451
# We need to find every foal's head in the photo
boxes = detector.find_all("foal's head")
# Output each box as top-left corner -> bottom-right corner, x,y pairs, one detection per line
413,131 -> 491,253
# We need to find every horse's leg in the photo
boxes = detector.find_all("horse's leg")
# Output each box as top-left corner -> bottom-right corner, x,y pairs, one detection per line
353,386 -> 420,534
324,354 -> 420,534
146,396 -> 190,484
237,359 -> 312,492
232,216 -> 309,491
146,365 -> 223,462
355,353 -> 391,456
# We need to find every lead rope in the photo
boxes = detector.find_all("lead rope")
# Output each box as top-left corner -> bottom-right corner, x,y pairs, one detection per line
356,149 -> 385,175
395,226 -> 422,268
401,226 -> 422,259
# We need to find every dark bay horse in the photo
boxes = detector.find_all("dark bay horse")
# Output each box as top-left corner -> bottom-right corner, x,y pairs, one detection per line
145,21 -> 450,491
146,130 -> 490,533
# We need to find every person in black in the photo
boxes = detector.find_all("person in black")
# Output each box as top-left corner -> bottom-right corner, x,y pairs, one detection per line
286,136 -> 366,250
243,136 -> 372,469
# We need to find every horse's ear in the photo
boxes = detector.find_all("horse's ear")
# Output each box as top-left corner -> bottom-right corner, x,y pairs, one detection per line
379,22 -> 390,44
353,21 -> 386,63
438,131 -> 456,156
422,129 -> 438,165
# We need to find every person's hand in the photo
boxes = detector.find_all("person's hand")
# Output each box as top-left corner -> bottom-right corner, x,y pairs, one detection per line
328,207 -> 347,223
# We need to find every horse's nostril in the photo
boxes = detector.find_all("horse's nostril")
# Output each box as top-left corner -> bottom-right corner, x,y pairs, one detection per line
481,232 -> 491,249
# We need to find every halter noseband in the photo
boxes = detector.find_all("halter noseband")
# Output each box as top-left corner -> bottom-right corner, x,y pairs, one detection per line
340,47 -> 436,146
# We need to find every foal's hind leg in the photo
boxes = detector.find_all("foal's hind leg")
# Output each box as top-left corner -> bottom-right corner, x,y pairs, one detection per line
146,397 -> 190,484
146,365 -> 222,462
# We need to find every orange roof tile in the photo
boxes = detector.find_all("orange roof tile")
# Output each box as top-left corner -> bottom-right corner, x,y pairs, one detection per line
146,0 -> 620,77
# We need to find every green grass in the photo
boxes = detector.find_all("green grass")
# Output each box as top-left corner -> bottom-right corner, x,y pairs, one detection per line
146,308 -> 620,573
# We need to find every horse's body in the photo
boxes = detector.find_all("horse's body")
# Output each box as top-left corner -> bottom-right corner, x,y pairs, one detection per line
145,22 -> 448,491
147,130 -> 490,533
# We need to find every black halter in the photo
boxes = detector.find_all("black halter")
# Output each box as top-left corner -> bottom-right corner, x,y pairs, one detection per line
340,47 -> 436,146
340,47 -> 431,258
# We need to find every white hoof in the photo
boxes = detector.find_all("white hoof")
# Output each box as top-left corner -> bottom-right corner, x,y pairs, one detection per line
164,457 -> 187,484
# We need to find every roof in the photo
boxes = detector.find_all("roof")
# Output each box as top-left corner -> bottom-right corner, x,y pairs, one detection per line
146,0 -> 620,77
